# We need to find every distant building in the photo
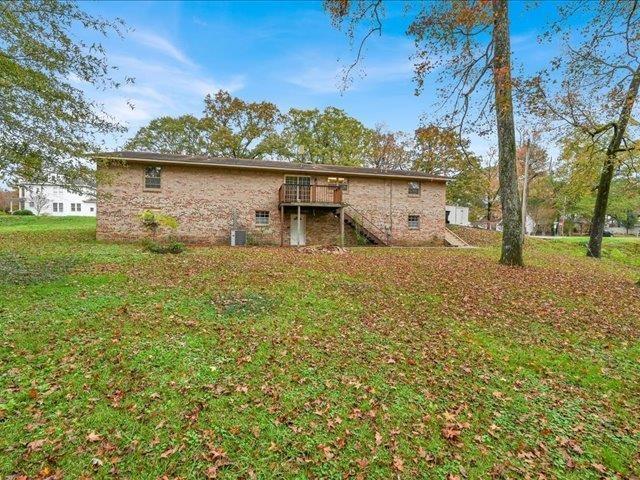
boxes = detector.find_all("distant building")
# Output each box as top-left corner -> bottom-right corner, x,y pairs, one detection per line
18,182 -> 96,216
445,205 -> 470,226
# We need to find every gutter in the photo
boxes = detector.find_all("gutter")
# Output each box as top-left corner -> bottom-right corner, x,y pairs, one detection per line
93,155 -> 451,183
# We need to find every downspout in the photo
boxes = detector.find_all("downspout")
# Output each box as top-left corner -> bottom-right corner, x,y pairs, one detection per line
388,180 -> 393,245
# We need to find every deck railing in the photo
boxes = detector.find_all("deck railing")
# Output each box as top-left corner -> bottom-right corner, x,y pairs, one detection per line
278,183 -> 343,204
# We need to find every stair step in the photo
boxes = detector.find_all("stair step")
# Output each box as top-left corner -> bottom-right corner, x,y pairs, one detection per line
335,209 -> 388,246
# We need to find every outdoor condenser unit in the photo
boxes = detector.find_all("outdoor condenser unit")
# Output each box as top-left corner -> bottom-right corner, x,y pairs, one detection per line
230,230 -> 247,246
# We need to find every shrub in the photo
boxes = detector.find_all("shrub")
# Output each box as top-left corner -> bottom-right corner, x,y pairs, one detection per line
12,209 -> 34,216
138,210 -> 178,236
143,240 -> 185,254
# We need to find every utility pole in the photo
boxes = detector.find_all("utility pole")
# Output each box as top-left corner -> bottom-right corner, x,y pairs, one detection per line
521,138 -> 530,238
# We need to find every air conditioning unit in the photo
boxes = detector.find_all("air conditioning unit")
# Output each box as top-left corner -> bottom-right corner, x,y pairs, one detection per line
230,230 -> 247,246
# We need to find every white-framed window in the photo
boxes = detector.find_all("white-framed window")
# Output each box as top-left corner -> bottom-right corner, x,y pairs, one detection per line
408,214 -> 420,230
327,177 -> 348,191
76,203 -> 81,212
53,202 -> 63,213
255,210 -> 270,226
408,181 -> 421,196
144,166 -> 162,189
90,207 -> 94,212
70,203 -> 81,212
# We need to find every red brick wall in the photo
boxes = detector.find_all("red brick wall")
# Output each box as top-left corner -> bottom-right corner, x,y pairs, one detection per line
96,162 -> 446,246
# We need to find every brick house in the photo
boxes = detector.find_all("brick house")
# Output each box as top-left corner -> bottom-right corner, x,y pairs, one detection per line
94,152 -> 449,246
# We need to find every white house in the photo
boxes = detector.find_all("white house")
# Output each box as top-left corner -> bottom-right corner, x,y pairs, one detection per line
445,205 -> 470,226
18,183 -> 96,216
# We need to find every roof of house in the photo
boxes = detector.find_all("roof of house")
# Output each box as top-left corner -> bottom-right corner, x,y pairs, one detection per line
93,151 -> 450,182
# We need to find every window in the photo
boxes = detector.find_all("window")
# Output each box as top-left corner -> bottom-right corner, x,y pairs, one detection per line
90,207 -> 94,212
255,210 -> 270,226
408,214 -> 420,230
76,203 -> 81,212
328,177 -> 348,191
53,202 -> 63,213
284,176 -> 311,202
144,166 -> 162,189
71,203 -> 81,212
29,201 -> 34,207
408,181 -> 421,196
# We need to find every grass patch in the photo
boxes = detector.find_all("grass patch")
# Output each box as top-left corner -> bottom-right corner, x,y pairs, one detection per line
0,217 -> 638,478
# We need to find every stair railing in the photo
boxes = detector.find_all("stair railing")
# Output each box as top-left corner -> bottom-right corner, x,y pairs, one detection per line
343,203 -> 390,245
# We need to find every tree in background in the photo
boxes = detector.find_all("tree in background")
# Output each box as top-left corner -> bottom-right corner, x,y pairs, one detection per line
201,90 -> 284,158
325,0 -> 524,265
124,91 -> 285,159
24,185 -> 49,215
527,1 -> 640,257
125,115 -> 205,155
281,107 -> 372,166
0,0 -> 128,186
365,125 -> 413,170
544,130 -> 640,235
412,125 -> 486,213
478,149 -> 501,224
608,180 -> 640,234
413,126 -> 468,177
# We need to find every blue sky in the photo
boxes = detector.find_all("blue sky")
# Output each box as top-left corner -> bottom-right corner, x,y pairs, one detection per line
80,0 -> 562,156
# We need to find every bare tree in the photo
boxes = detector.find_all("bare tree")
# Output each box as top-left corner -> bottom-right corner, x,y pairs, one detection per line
26,186 -> 49,215
325,0 -> 524,265
526,0 -> 640,257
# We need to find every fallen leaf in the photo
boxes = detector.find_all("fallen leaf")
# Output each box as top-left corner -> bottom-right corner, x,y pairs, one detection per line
26,439 -> 45,452
393,455 -> 404,472
160,446 -> 178,458
86,432 -> 102,443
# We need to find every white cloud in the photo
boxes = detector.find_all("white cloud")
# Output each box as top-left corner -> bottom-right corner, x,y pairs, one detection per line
96,54 -> 246,138
131,30 -> 195,67
285,57 -> 412,94
105,97 -> 155,123
283,36 -> 414,94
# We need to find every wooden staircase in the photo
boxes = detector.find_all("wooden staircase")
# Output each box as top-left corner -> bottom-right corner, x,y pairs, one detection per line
338,205 -> 389,246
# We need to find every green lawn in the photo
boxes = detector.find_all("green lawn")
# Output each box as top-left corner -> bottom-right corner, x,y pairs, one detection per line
1,217 -> 639,479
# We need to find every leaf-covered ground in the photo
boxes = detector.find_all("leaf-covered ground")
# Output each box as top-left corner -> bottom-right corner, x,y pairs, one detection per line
1,216 -> 639,479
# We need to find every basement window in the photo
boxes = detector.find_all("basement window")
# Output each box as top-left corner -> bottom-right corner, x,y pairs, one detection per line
408,181 -> 421,196
144,166 -> 162,189
328,177 -> 348,191
408,214 -> 420,230
255,210 -> 270,226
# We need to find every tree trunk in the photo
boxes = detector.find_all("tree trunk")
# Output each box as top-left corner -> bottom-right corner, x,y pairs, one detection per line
492,0 -> 523,266
587,66 -> 640,258
521,139 -> 530,237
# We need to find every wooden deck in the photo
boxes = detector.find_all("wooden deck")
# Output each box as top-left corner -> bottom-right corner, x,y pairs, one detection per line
278,184 -> 343,207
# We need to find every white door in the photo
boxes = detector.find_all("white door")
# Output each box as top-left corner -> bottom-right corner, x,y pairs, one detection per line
290,214 -> 306,246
